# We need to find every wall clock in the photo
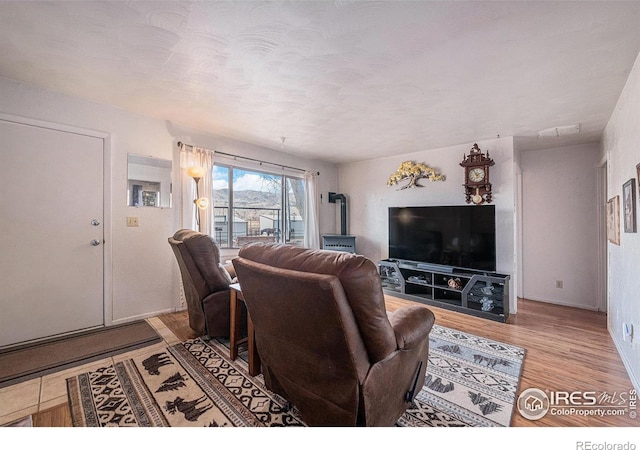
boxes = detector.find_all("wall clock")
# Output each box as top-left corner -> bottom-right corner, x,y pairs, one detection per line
460,143 -> 495,204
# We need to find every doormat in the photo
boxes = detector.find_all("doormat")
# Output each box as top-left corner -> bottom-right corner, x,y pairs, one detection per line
0,320 -> 162,388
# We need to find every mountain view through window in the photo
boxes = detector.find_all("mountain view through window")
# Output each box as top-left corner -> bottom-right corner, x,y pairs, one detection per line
212,165 -> 305,248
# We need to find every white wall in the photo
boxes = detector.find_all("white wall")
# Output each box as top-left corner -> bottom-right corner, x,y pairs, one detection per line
602,51 -> 640,390
520,143 -> 601,309
0,76 -> 338,326
337,137 -> 518,312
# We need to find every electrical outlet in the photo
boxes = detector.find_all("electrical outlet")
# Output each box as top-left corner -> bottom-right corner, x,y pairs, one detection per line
126,216 -> 139,227
555,280 -> 563,289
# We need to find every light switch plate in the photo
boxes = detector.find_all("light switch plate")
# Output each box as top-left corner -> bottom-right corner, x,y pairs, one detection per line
126,216 -> 139,227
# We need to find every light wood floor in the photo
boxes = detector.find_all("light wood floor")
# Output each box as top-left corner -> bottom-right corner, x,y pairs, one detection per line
30,296 -> 637,427
384,296 -> 638,427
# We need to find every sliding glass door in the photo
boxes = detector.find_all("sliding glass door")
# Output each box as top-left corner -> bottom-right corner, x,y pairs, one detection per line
212,164 -> 305,248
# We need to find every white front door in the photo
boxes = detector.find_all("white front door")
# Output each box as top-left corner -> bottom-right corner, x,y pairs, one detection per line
0,118 -> 105,347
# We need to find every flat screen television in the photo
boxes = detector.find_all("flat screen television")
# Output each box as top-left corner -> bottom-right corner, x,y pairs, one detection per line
388,205 -> 496,271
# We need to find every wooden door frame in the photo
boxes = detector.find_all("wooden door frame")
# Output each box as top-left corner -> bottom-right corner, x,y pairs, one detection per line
0,113 -> 113,327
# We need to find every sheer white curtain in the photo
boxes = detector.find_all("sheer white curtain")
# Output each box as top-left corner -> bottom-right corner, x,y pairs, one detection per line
304,171 -> 320,249
179,144 -> 214,235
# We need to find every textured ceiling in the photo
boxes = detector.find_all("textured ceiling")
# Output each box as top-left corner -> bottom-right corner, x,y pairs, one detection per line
1,1 -> 640,163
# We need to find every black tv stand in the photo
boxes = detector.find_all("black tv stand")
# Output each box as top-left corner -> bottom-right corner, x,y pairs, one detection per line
378,259 -> 510,322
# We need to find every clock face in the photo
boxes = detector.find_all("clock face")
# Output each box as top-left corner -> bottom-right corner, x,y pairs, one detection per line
469,167 -> 486,182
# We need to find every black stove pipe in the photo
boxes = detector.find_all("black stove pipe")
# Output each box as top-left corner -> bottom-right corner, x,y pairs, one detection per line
328,192 -> 347,235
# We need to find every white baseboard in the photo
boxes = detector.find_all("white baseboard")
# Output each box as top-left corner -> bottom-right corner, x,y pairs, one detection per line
610,329 -> 640,392
110,308 -> 178,326
524,296 -> 599,311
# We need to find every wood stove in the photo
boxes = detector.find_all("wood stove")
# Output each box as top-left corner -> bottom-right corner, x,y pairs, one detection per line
322,234 -> 356,253
323,192 -> 356,253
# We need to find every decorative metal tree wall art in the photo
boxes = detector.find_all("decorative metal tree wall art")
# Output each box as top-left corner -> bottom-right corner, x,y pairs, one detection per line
387,161 -> 446,190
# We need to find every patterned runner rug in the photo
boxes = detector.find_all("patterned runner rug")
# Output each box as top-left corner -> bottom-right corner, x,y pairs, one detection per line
67,324 -> 525,427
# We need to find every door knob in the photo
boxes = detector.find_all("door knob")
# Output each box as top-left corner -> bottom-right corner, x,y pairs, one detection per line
90,239 -> 101,246
91,219 -> 100,226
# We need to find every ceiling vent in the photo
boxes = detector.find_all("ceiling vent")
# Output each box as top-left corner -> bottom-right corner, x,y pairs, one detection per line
538,124 -> 580,138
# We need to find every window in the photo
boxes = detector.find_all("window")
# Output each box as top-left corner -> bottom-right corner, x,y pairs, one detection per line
212,164 -> 305,248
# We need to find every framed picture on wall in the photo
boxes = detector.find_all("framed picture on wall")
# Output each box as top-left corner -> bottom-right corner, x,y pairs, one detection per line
607,196 -> 620,245
623,179 -> 636,233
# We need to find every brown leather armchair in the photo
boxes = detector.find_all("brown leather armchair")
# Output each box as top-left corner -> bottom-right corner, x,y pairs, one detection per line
232,243 -> 435,426
168,229 -> 236,337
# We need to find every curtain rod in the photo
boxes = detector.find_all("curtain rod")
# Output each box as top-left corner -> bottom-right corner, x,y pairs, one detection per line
177,141 -> 318,175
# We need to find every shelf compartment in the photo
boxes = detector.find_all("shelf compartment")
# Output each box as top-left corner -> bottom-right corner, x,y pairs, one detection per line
468,283 -> 505,298
466,299 -> 504,315
405,283 -> 433,298
401,268 -> 432,282
433,287 -> 462,305
378,262 -> 404,293
433,274 -> 469,291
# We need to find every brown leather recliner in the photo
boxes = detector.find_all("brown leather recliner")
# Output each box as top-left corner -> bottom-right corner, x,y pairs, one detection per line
232,243 -> 435,426
168,229 -> 237,337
